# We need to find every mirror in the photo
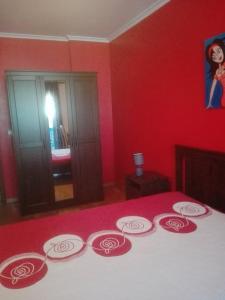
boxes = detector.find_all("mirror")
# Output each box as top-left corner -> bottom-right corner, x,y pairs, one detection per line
44,80 -> 74,202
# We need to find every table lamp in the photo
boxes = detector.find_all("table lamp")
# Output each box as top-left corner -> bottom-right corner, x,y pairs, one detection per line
133,153 -> 144,176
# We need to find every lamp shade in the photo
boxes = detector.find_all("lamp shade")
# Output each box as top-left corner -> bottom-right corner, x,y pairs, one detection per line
133,153 -> 144,166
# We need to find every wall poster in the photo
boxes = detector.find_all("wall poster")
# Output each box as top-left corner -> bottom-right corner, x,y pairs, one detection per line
205,33 -> 225,109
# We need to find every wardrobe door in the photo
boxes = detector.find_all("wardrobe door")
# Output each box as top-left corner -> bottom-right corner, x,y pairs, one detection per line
70,74 -> 103,203
7,74 -> 54,214
42,75 -> 76,206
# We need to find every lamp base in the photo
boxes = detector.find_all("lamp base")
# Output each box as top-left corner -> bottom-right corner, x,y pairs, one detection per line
135,167 -> 143,176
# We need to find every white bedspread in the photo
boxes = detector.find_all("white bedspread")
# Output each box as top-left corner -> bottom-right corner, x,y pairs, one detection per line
0,192 -> 225,299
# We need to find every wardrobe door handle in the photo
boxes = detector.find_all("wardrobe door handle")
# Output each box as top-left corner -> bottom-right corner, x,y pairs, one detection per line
75,138 -> 78,148
43,139 -> 47,149
68,134 -> 78,148
71,138 -> 78,148
68,134 -> 73,147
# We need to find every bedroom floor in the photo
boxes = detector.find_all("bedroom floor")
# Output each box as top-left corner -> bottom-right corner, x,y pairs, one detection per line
0,185 -> 126,226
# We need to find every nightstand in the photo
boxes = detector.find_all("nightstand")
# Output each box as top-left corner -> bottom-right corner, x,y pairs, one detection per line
125,171 -> 170,200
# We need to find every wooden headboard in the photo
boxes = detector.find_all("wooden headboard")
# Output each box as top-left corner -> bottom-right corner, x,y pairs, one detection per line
175,145 -> 225,213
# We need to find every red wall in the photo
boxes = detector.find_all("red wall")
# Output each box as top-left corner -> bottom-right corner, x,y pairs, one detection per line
110,0 -> 225,187
0,38 -> 114,198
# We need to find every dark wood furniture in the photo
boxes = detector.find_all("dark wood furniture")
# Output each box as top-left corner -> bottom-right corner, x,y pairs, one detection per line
126,171 -> 170,200
7,71 -> 103,214
176,145 -> 225,213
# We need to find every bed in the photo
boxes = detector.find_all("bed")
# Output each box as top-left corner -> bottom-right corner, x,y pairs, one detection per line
0,146 -> 225,300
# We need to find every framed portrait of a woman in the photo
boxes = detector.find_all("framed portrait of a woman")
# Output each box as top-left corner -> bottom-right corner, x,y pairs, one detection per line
205,32 -> 225,109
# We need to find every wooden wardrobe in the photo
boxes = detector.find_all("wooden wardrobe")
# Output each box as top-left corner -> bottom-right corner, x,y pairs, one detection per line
7,71 -> 103,215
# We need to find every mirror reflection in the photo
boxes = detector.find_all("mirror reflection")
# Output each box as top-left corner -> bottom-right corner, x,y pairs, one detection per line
44,81 -> 74,202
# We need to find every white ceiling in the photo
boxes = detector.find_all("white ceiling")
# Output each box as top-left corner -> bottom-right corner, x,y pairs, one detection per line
0,0 -> 169,42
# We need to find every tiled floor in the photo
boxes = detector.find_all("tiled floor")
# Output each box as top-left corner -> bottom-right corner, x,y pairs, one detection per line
0,185 -> 126,226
